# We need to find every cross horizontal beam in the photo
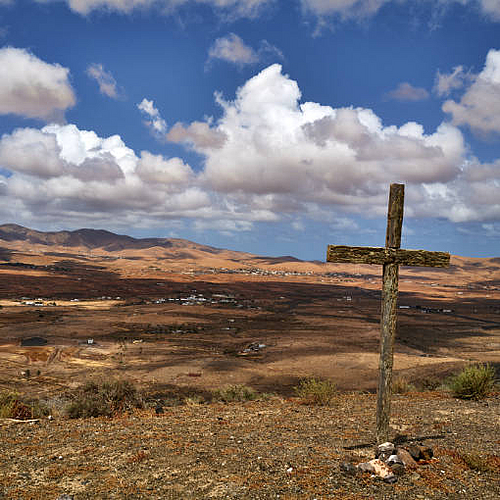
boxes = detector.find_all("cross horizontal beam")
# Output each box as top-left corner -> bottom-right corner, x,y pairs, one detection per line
327,245 -> 450,268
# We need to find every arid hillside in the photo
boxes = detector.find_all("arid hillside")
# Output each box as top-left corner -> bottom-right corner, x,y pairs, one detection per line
0,223 -> 303,272
0,223 -> 498,396
0,225 -> 499,499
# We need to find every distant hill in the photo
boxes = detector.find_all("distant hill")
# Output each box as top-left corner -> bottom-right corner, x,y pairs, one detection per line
1,224 -> 499,278
0,224 -> 309,270
0,224 -> 174,251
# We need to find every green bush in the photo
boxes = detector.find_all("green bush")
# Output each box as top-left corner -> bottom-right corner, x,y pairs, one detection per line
450,364 -> 496,400
212,384 -> 258,403
294,378 -> 336,405
65,379 -> 144,418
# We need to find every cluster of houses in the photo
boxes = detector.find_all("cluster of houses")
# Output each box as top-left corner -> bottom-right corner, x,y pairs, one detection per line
152,292 -> 249,308
399,304 -> 454,314
18,298 -> 56,307
15,292 -> 252,309
17,296 -> 123,306
195,267 -> 315,277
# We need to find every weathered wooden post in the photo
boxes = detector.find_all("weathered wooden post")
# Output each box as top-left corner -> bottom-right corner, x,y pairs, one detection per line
326,183 -> 450,443
377,183 -> 404,444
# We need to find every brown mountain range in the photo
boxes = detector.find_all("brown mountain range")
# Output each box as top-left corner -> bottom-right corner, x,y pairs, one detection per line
0,223 -> 315,273
0,222 -> 498,295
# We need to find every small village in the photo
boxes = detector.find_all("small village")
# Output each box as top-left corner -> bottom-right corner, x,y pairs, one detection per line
13,291 -> 254,309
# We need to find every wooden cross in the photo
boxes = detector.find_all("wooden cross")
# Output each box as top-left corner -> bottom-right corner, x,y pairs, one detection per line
326,183 -> 450,443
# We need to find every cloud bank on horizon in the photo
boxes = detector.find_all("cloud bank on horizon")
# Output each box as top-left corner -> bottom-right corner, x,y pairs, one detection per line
0,62 -> 496,222
0,0 -> 500,257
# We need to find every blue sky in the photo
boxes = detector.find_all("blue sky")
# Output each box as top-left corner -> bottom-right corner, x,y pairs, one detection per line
1,0 -> 500,260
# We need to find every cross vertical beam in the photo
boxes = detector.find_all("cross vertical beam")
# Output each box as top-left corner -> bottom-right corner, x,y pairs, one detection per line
326,183 -> 450,444
377,183 -> 404,443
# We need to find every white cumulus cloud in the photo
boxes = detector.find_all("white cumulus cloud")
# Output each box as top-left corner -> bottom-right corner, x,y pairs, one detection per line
136,151 -> 194,186
0,47 -> 76,121
206,34 -> 283,69
167,120 -> 227,149
167,63 -> 500,224
171,65 -> 464,217
0,127 -> 67,178
442,49 -> 500,135
0,123 -> 209,226
3,63 -> 500,233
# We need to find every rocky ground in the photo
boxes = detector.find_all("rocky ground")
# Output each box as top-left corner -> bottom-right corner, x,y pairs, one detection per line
1,391 -> 499,500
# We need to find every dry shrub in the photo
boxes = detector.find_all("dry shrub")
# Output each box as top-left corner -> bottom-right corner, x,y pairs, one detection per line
441,448 -> 496,472
127,450 -> 149,463
38,396 -> 68,418
460,452 -> 493,472
184,394 -> 205,406
0,391 -> 48,419
65,379 -> 144,418
212,384 -> 258,403
392,377 -> 415,394
0,392 -> 31,419
294,378 -> 336,405
416,376 -> 442,391
449,363 -> 496,400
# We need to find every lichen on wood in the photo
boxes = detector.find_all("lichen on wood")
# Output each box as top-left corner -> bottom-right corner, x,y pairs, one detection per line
326,245 -> 450,268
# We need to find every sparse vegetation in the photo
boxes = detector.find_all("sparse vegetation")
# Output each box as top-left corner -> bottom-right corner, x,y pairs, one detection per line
0,392 -> 29,419
392,377 -> 415,394
38,395 -> 68,418
65,379 -> 144,418
294,377 -> 336,405
0,391 -> 48,419
1,391 -> 500,498
184,394 -> 205,406
460,452 -> 494,472
212,384 -> 258,402
449,363 -> 496,400
416,376 -> 442,391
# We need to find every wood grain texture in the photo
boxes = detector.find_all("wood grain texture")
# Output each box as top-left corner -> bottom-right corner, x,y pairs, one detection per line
326,246 -> 450,268
376,262 -> 399,443
386,184 -> 404,249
